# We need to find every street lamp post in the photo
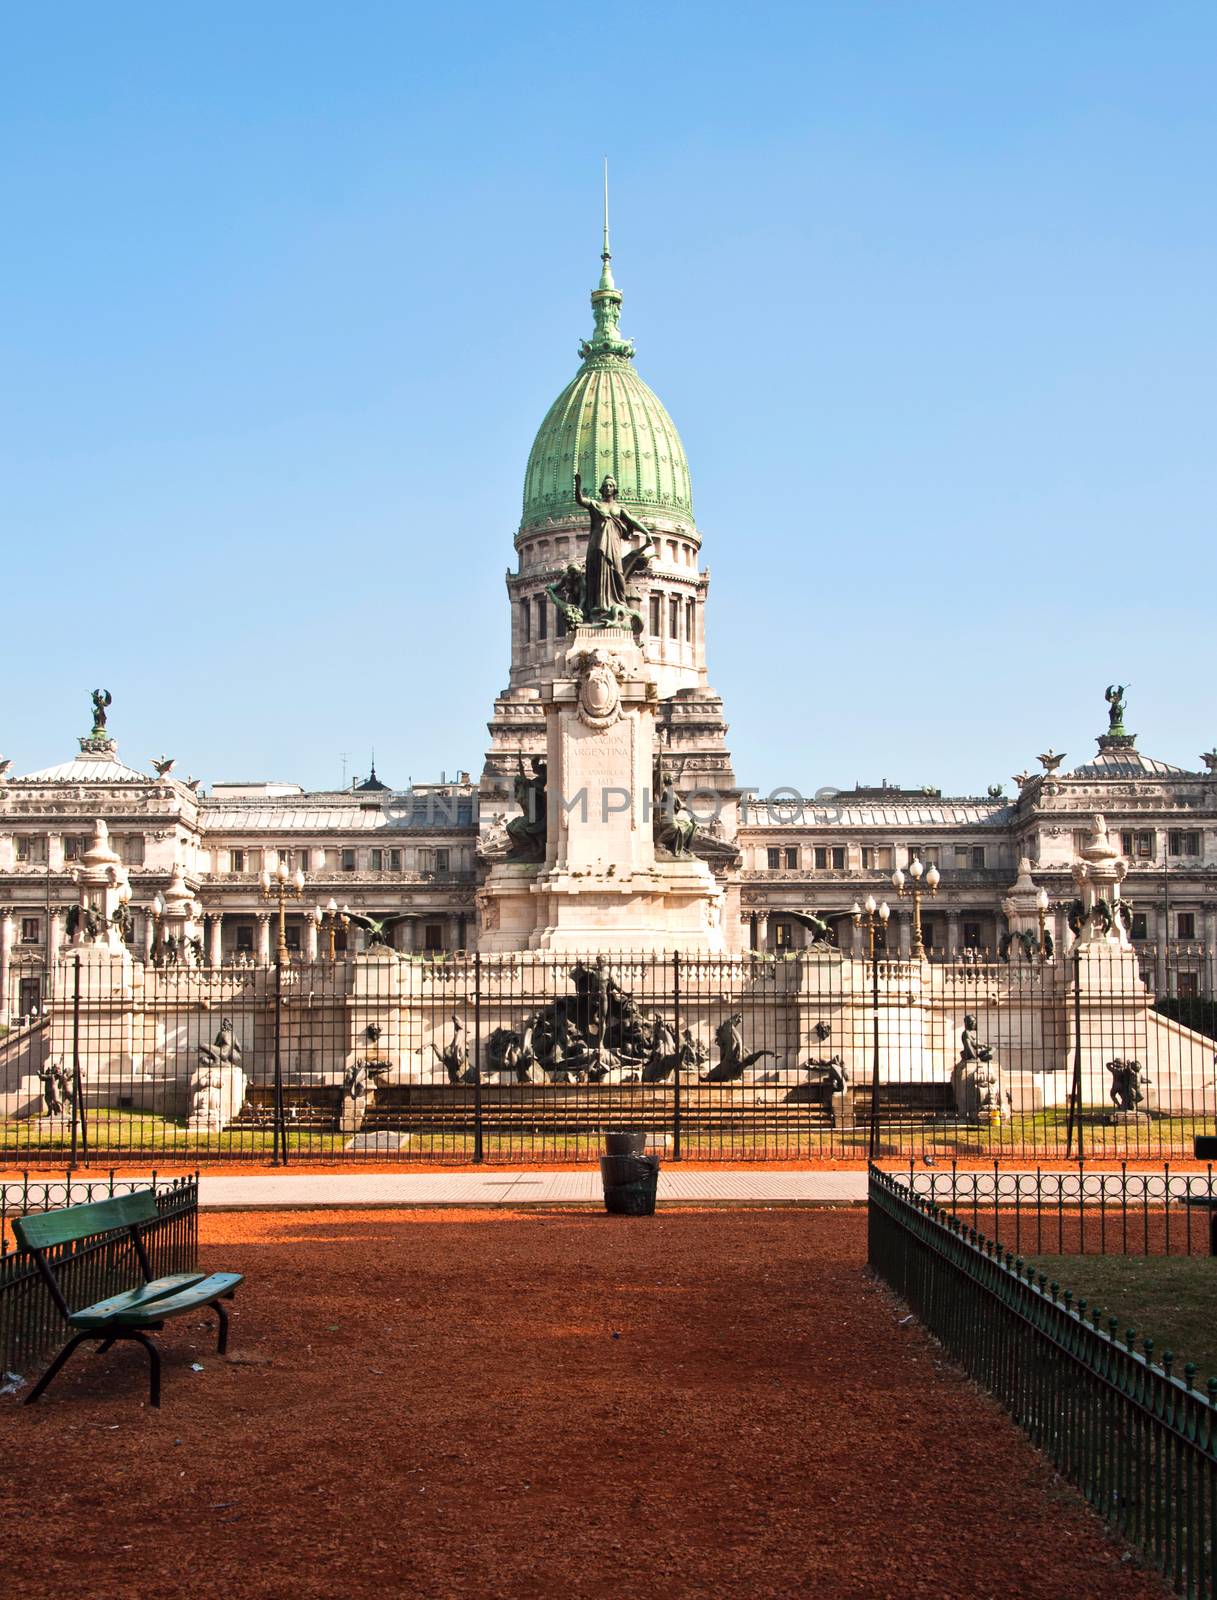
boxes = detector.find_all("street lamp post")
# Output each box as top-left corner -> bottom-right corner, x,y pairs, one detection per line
1035,886 -> 1051,961
260,862 -> 305,965
852,895 -> 891,1162
312,896 -> 349,961
149,892 -> 166,963
891,857 -> 940,960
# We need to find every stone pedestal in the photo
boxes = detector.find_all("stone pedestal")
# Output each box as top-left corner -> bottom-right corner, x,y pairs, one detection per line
187,1062 -> 248,1131
478,627 -> 724,954
951,1054 -> 1011,1122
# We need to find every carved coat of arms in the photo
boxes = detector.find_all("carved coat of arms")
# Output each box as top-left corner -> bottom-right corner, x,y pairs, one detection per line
571,647 -> 628,731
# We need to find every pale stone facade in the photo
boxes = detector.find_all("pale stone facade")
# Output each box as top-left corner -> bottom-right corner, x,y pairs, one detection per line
1,239 -> 1214,1015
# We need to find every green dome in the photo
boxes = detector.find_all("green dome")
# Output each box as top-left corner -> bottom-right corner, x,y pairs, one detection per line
521,237 -> 694,534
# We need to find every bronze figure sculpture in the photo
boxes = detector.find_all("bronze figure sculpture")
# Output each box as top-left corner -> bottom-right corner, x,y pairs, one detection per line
572,472 -> 655,628
505,757 -> 548,862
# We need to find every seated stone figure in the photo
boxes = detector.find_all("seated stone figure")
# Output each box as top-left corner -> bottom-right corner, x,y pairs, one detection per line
505,758 -> 548,862
653,773 -> 696,857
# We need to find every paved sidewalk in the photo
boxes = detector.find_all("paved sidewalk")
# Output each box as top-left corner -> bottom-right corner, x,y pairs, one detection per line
197,1168 -> 870,1209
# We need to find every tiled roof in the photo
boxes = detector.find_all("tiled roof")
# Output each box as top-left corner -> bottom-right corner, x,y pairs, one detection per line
744,800 -> 1012,829
11,755 -> 151,784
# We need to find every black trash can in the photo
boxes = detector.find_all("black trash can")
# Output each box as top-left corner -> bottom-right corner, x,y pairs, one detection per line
600,1151 -> 660,1216
604,1130 -> 648,1157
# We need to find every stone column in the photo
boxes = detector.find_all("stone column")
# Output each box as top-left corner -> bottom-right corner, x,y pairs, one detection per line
946,911 -> 960,958
0,909 -> 12,1025
897,912 -> 912,959
304,916 -> 319,962
142,910 -> 156,962
256,912 -> 272,967
755,913 -> 769,953
207,912 -> 224,968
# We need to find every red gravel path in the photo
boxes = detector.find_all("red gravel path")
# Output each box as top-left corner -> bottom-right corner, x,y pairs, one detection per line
1,1209 -> 1166,1599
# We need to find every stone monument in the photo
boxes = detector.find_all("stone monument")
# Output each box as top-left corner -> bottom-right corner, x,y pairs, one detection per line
478,472 -> 725,954
187,1017 -> 247,1131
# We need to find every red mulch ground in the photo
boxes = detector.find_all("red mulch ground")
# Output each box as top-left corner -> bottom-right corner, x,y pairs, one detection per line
0,1208 -> 1168,1600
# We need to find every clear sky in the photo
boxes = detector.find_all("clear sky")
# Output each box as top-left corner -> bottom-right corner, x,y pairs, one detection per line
3,2 -> 1214,798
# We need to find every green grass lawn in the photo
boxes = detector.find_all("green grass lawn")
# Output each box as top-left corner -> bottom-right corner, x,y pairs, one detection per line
1027,1253 -> 1217,1382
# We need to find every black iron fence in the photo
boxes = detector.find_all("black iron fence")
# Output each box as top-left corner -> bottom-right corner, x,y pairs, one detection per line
899,1160 -> 1217,1257
0,1173 -> 197,1375
1,941 -> 1214,1164
869,1166 -> 1217,1598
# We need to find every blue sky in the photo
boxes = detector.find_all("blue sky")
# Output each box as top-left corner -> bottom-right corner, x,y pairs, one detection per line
3,2 -> 1213,796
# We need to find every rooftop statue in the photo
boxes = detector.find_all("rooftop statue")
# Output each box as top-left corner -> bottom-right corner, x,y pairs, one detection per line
1105,683 -> 1128,732
90,688 -> 112,733
573,471 -> 655,629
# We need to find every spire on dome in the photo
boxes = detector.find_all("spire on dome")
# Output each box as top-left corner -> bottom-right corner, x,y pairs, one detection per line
581,163 -> 634,364
598,158 -> 616,292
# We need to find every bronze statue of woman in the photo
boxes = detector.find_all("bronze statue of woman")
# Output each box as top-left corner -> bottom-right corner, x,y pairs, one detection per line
574,472 -> 655,625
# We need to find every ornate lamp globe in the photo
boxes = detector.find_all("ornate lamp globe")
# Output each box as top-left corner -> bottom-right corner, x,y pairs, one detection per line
925,864 -> 940,891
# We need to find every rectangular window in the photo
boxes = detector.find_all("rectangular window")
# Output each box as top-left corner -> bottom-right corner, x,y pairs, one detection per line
1130,912 -> 1148,941
1121,831 -> 1155,860
649,595 -> 661,637
954,846 -> 971,869
1177,972 -> 1200,999
370,848 -> 383,870
334,928 -> 349,953
1178,912 -> 1196,940
555,609 -> 567,639
120,835 -> 145,867
669,597 -> 680,637
521,598 -> 531,644
861,846 -> 893,871
814,847 -> 827,870
284,925 -> 302,952
767,847 -> 781,870
424,922 -> 444,952
685,599 -> 694,642
774,921 -> 793,950
784,847 -> 799,869
230,849 -> 246,873
387,849 -> 401,871
63,835 -> 87,862
20,917 -> 40,944
971,847 -> 986,870
962,921 -> 982,950
832,847 -> 846,870
435,848 -> 450,873
341,849 -> 356,872
296,849 -> 309,872
15,836 -> 46,865
1169,831 -> 1201,856
536,597 -> 548,641
236,924 -> 255,954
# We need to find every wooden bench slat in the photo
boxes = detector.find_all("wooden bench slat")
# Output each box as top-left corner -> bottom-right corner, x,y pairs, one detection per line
67,1273 -> 210,1329
112,1272 -> 243,1326
13,1191 -> 159,1251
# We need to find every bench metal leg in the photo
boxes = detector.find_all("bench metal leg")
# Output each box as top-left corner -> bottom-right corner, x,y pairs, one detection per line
212,1298 -> 230,1356
128,1332 -> 162,1408
24,1332 -> 93,1405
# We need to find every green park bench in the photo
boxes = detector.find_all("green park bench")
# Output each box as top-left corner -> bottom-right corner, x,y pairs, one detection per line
13,1192 -> 242,1408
